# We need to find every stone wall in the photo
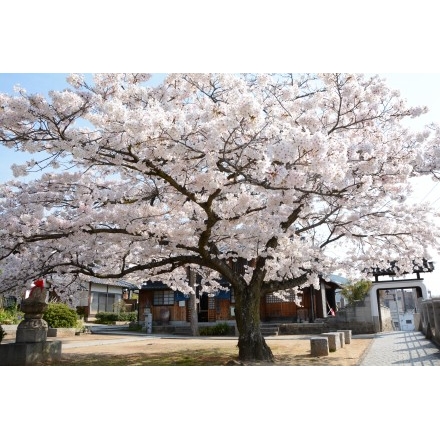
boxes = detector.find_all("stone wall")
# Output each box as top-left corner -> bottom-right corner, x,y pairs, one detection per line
335,298 -> 373,322
325,298 -> 393,334
1,324 -> 18,341
47,328 -> 77,337
420,298 -> 440,347
278,320 -> 375,335
327,298 -> 377,334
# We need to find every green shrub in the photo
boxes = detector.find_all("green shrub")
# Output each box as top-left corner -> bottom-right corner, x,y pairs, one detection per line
95,312 -> 118,323
75,320 -> 88,333
95,311 -> 137,324
128,322 -> 143,331
119,312 -> 137,322
43,303 -> 79,328
199,322 -> 232,336
0,305 -> 23,325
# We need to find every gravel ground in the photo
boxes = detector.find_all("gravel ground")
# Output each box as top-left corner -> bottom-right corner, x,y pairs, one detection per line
39,332 -> 374,366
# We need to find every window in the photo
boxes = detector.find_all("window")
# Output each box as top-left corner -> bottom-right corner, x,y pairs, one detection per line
153,290 -> 175,306
209,296 -> 215,310
92,292 -> 118,313
266,292 -> 297,303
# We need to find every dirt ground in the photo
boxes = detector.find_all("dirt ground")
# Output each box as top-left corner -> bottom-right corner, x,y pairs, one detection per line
42,332 -> 374,366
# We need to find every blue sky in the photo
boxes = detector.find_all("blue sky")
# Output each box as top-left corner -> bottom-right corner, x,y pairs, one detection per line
2,73 -> 440,293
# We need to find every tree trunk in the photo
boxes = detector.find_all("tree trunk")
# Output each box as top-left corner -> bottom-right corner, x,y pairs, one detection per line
187,268 -> 199,336
189,292 -> 199,336
235,285 -> 274,362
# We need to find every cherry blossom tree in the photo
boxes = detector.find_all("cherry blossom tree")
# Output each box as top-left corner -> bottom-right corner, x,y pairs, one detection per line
1,73 -> 439,361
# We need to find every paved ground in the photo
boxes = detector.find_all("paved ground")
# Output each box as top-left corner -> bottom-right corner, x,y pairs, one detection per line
359,330 -> 440,366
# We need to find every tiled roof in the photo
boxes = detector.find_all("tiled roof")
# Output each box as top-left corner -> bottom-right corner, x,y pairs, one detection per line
140,280 -> 170,290
327,274 -> 349,286
89,277 -> 139,290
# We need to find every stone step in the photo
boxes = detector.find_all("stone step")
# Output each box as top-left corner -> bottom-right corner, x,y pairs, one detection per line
173,327 -> 192,336
261,324 -> 279,336
87,325 -> 129,333
172,324 -> 280,336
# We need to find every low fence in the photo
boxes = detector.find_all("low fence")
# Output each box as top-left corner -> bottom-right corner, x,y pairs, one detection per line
420,298 -> 440,347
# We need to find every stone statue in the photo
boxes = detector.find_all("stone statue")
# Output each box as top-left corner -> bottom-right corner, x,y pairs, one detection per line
0,278 -> 62,365
16,279 -> 49,343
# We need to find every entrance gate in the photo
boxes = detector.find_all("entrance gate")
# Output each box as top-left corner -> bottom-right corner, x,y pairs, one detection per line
369,279 -> 429,332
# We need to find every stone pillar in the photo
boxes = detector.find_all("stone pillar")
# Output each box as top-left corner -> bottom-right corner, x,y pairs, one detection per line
369,287 -> 379,328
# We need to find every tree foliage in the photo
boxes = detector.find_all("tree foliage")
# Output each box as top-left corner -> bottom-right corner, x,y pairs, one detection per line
340,279 -> 373,305
1,73 -> 440,360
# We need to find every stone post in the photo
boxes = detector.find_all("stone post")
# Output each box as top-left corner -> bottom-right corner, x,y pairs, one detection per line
339,329 -> 352,344
310,337 -> 329,356
321,332 -> 341,352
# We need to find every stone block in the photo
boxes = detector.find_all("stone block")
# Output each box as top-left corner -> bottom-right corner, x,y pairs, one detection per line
338,331 -> 345,348
0,341 -> 62,366
16,318 -> 48,343
310,337 -> 329,356
321,332 -> 341,352
340,329 -> 352,344
16,328 -> 47,343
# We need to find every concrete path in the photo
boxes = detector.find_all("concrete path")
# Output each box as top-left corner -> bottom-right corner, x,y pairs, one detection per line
358,330 -> 440,366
